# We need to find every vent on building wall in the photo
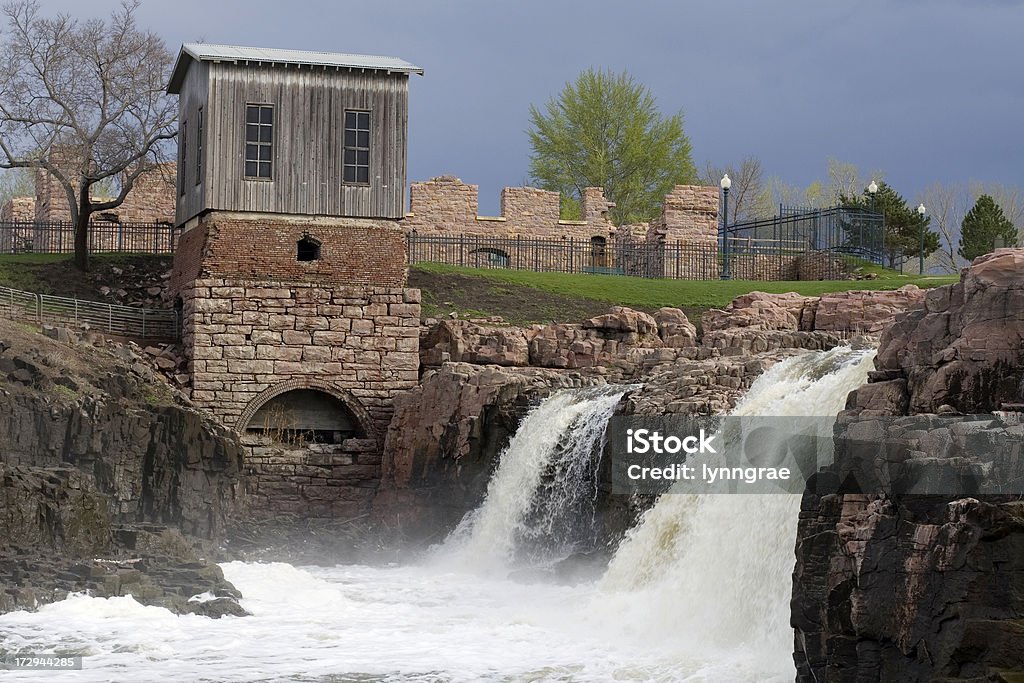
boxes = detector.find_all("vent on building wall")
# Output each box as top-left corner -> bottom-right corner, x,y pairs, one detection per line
297,235 -> 322,262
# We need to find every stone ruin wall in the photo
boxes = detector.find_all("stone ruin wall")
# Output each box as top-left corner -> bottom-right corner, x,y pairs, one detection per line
0,145 -> 177,253
404,176 -> 720,277
0,197 -> 36,252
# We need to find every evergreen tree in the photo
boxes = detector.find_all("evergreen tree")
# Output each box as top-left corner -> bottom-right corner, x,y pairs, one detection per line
528,68 -> 696,224
958,194 -> 1019,262
841,182 -> 939,269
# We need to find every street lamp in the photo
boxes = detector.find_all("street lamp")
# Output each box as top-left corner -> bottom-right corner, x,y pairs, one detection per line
720,174 -> 731,280
867,180 -> 878,212
917,203 -> 927,275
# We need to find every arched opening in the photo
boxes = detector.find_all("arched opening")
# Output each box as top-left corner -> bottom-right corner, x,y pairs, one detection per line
244,388 -> 365,445
470,247 -> 510,268
296,235 -> 322,262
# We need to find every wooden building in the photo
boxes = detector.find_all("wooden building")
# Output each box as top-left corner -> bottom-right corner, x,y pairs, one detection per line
167,43 -> 423,226
167,44 -> 424,519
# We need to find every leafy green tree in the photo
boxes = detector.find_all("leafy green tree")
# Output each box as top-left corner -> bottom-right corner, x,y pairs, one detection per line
958,194 -> 1019,261
841,182 -> 938,269
527,68 -> 696,224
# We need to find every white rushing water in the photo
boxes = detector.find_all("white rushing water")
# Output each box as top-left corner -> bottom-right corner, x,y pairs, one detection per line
439,386 -> 631,573
0,347 -> 874,682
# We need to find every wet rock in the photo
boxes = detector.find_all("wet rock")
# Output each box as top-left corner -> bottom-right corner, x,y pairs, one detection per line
792,249 -> 1024,682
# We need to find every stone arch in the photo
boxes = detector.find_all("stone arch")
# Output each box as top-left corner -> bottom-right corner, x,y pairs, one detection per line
469,247 -> 510,268
237,378 -> 378,443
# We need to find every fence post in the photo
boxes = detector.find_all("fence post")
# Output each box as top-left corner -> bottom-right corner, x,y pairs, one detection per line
35,293 -> 41,325
142,308 -> 147,339
108,303 -> 113,335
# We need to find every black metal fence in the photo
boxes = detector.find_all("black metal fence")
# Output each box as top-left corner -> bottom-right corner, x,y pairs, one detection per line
0,221 -> 181,255
408,206 -> 884,282
407,233 -> 723,279
725,206 -> 885,263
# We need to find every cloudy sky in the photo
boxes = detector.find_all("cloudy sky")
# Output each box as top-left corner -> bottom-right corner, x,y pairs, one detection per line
45,0 -> 1024,213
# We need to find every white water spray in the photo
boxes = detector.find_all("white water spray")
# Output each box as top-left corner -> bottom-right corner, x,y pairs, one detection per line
597,346 -> 876,673
440,386 -> 631,572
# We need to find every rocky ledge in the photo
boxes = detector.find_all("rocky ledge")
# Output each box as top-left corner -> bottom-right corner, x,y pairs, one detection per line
793,249 -> 1024,682
379,286 -> 926,547
0,319 -> 247,617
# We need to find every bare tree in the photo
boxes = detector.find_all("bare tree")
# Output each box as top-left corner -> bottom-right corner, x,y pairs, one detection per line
768,158 -> 884,211
918,182 -> 970,273
0,0 -> 176,270
700,156 -> 773,223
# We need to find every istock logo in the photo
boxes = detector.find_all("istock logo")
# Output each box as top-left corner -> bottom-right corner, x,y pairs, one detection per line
625,428 -> 717,455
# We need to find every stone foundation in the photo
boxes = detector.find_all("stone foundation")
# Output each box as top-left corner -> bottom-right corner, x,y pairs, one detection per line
181,279 -> 420,436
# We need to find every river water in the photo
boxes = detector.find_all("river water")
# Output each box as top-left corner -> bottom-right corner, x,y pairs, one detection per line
0,347 -> 875,682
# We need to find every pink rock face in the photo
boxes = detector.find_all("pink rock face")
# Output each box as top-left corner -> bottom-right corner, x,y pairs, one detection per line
702,291 -> 810,332
701,288 -> 925,336
583,306 -> 660,342
871,249 -> 1024,413
652,307 -> 698,348
813,286 -> 925,335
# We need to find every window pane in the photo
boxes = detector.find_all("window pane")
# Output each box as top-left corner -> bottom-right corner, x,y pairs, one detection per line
259,126 -> 272,143
245,161 -> 258,177
357,166 -> 368,183
260,106 -> 273,124
357,112 -> 369,129
345,111 -> 356,128
343,166 -> 355,183
246,106 -> 259,123
344,129 -> 356,147
344,149 -> 356,165
259,145 -> 272,161
357,130 -> 369,148
262,163 -> 273,178
246,124 -> 259,142
245,144 -> 258,161
357,150 -> 369,166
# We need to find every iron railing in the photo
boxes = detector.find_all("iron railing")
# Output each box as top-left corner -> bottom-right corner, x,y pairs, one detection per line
0,221 -> 181,255
0,283 -> 179,340
408,226 -> 883,281
725,206 -> 885,263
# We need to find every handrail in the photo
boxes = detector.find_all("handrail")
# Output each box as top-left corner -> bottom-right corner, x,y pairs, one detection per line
0,283 -> 179,340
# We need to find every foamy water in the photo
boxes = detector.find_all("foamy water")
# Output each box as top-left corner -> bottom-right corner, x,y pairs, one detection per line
0,348 -> 875,682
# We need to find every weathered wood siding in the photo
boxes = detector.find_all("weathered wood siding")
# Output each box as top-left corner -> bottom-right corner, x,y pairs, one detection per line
175,61 -> 209,225
175,62 -> 410,225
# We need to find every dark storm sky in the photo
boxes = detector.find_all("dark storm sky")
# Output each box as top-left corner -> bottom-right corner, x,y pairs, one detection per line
53,0 -> 1024,213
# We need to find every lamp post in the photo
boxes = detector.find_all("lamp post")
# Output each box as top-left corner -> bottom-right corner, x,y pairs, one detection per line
867,180 -> 878,213
917,203 -> 927,275
720,174 -> 731,280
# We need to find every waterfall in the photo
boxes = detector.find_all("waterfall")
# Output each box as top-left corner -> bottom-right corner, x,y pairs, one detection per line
439,385 -> 632,573
596,346 -> 876,672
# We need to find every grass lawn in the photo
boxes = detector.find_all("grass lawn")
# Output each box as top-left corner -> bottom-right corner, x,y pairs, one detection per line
412,262 -> 958,312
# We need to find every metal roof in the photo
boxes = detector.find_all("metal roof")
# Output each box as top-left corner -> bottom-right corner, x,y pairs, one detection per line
168,43 -> 423,93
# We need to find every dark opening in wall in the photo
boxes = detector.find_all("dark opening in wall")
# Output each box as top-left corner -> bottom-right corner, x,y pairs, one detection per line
297,235 -> 322,262
245,389 -> 364,446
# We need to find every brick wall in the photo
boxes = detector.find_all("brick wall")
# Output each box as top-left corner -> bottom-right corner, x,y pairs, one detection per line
171,213 -> 408,293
